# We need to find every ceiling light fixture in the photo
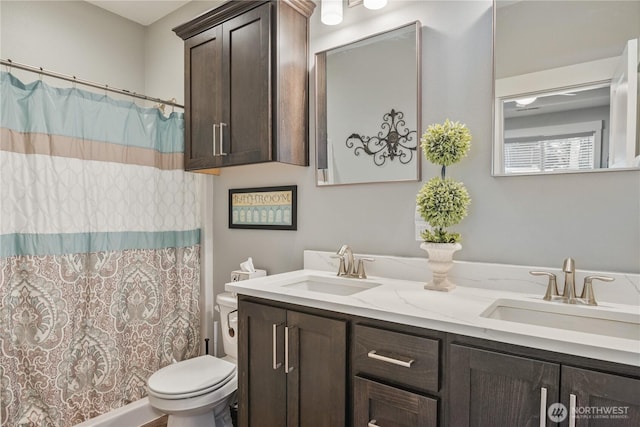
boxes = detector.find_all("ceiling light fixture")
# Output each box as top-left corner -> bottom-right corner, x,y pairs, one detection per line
321,0 -> 343,25
363,0 -> 388,10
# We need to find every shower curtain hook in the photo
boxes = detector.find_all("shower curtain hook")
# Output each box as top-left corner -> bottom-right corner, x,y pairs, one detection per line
72,76 -> 77,89
38,66 -> 43,80
5,58 -> 12,74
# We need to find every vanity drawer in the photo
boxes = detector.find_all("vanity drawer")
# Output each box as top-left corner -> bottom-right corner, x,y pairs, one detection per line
353,324 -> 440,393
353,376 -> 438,427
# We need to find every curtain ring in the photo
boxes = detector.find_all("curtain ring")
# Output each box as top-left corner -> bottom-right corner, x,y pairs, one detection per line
5,59 -> 12,74
72,76 -> 77,89
104,84 -> 109,96
38,66 -> 43,80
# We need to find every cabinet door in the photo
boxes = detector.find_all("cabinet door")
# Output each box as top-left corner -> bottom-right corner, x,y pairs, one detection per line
354,376 -> 438,427
449,344 -> 560,427
561,366 -> 640,426
184,25 -> 223,170
238,301 -> 287,427
286,310 -> 347,427
221,3 -> 272,166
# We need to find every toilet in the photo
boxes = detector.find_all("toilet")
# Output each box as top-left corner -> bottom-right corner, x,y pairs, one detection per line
147,292 -> 238,427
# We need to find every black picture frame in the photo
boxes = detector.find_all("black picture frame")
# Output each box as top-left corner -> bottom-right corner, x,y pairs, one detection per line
229,185 -> 297,230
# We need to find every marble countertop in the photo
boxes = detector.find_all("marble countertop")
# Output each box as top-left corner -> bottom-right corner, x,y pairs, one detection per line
226,268 -> 640,367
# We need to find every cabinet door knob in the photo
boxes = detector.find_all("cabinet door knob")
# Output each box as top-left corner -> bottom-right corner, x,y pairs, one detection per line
367,350 -> 414,368
212,123 -> 218,156
219,122 -> 228,155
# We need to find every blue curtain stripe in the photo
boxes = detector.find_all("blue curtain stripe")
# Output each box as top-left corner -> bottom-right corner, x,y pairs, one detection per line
0,72 -> 184,153
0,230 -> 201,258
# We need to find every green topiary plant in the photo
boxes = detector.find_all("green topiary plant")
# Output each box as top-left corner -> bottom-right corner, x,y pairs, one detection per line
416,119 -> 471,243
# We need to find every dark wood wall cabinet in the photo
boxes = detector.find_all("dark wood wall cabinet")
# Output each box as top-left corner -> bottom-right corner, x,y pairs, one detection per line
237,296 -> 640,427
173,0 -> 315,171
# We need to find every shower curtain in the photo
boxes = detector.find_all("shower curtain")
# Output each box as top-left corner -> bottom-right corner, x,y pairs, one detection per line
0,71 -> 201,426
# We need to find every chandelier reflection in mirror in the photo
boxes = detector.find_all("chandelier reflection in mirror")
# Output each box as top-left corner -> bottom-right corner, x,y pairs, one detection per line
345,109 -> 417,166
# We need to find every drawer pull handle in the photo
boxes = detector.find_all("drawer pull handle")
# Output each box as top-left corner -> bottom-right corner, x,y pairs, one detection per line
285,326 -> 295,374
367,350 -> 414,368
219,122 -> 228,156
272,323 -> 282,370
368,420 -> 379,427
212,123 -> 218,156
539,387 -> 547,427
569,393 -> 577,427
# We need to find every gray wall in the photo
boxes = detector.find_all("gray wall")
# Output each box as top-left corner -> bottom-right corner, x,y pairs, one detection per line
495,0 -> 640,78
0,0 -> 146,94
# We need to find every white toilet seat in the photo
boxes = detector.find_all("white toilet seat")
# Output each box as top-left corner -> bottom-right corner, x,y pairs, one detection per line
147,355 -> 236,400
148,373 -> 237,414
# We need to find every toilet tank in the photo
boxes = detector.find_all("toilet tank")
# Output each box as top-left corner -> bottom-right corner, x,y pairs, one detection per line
216,292 -> 238,361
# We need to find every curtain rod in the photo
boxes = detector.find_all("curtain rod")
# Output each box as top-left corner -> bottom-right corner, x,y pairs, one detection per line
1,58 -> 184,109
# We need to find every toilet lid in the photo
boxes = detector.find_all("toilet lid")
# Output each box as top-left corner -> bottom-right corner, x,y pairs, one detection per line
148,356 -> 236,396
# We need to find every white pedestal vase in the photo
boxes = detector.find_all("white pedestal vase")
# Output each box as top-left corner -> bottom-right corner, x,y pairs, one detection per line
420,242 -> 462,292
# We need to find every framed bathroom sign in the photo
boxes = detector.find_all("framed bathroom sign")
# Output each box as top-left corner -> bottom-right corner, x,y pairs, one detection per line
229,185 -> 297,230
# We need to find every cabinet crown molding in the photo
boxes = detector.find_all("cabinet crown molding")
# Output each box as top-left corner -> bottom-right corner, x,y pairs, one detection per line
173,0 -> 315,40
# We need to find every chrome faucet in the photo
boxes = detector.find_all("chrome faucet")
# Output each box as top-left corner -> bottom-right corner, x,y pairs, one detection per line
337,244 -> 356,276
333,245 -> 374,279
562,257 -> 577,302
530,257 -> 614,306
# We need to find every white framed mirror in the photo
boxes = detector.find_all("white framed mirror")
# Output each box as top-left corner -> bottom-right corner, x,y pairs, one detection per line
493,0 -> 639,176
315,21 -> 421,186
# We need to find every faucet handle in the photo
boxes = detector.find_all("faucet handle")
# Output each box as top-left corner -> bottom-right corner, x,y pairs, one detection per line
355,257 -> 375,279
330,254 -> 347,276
580,275 -> 615,306
530,271 -> 559,301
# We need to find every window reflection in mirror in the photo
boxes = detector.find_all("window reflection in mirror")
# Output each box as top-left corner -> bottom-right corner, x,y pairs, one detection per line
493,0 -> 639,176
315,22 -> 421,186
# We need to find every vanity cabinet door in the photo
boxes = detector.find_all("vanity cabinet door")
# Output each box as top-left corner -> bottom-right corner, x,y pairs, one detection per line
354,376 -> 438,427
449,344 -> 560,427
560,366 -> 640,426
238,301 -> 287,427
286,310 -> 347,427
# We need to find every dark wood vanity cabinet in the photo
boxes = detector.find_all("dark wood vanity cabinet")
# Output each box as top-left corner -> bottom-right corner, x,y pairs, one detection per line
237,297 -> 640,427
238,300 -> 347,427
448,343 -> 640,427
173,0 -> 314,171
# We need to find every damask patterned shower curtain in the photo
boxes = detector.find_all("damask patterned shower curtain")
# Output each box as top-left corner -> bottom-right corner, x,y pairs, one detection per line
0,71 -> 202,426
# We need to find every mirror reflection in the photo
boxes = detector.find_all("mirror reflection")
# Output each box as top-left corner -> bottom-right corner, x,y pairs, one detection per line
315,22 -> 421,186
493,0 -> 640,176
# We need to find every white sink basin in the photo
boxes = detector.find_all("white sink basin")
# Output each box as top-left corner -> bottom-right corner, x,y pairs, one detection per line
481,299 -> 640,340
282,275 -> 381,296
